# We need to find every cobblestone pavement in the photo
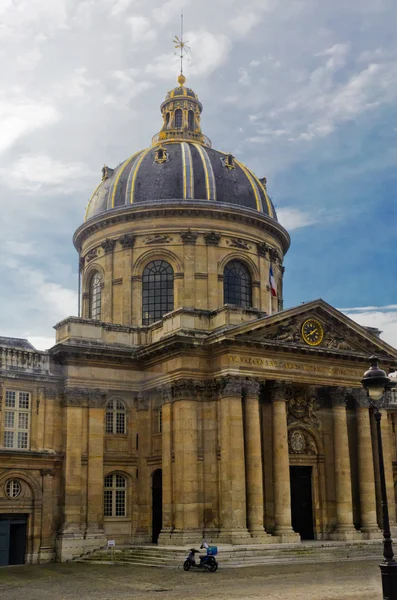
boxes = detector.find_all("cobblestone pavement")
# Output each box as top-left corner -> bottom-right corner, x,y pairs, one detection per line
0,560 -> 382,600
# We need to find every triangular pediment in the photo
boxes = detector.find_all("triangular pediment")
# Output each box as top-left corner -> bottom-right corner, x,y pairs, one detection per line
222,299 -> 397,361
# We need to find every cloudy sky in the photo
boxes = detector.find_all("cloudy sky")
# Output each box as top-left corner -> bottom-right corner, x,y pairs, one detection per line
1,0 -> 396,351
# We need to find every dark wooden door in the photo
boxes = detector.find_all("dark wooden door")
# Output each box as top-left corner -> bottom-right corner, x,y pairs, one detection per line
290,466 -> 314,540
152,469 -> 162,543
9,522 -> 27,565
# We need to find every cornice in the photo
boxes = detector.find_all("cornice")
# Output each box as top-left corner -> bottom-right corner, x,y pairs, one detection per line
73,201 -> 290,254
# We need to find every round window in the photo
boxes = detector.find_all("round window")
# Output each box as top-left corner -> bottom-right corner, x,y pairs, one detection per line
5,479 -> 21,499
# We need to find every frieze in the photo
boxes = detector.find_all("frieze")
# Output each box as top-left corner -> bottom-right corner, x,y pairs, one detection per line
288,429 -> 317,455
62,387 -> 107,407
288,388 -> 321,429
180,229 -> 198,245
204,232 -> 221,246
227,238 -> 251,251
119,233 -> 135,249
145,234 -> 173,245
229,354 -> 359,379
101,238 -> 116,254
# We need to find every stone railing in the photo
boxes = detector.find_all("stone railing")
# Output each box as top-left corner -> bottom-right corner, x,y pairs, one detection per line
0,346 -> 50,374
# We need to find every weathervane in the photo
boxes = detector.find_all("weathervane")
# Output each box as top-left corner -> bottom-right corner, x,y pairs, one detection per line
173,9 -> 190,84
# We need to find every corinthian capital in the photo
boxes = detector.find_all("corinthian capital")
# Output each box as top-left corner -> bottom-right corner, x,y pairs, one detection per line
244,378 -> 262,397
329,386 -> 348,407
216,376 -> 244,398
272,381 -> 292,402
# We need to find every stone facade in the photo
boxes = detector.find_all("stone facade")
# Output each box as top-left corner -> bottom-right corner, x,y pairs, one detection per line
1,76 -> 397,564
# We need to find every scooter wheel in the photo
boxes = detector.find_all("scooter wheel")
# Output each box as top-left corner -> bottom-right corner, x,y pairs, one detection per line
183,560 -> 191,571
209,561 -> 218,572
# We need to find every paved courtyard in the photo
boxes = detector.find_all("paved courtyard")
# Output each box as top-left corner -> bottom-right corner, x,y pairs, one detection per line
0,560 -> 383,600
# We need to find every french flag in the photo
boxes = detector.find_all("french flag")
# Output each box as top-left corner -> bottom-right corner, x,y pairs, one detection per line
269,266 -> 277,297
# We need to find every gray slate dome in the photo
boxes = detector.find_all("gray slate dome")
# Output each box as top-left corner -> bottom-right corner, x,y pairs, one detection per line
85,76 -> 277,222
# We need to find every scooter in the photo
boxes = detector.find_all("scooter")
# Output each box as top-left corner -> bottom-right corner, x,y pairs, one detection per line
183,543 -> 218,572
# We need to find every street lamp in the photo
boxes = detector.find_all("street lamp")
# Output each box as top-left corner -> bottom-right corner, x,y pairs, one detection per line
362,356 -> 397,599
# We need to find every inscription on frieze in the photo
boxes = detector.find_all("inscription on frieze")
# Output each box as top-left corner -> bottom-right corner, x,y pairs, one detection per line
229,354 -> 357,378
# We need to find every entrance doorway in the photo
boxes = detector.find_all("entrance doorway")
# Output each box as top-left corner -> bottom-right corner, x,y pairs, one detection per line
152,469 -> 162,543
290,466 -> 314,540
0,515 -> 27,566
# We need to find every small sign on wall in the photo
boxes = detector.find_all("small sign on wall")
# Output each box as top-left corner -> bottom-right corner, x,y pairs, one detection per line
107,540 -> 116,548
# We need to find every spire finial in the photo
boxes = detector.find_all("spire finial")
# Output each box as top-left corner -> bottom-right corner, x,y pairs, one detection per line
173,8 -> 189,86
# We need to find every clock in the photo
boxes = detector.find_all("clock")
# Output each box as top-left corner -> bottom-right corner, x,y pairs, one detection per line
301,318 -> 324,346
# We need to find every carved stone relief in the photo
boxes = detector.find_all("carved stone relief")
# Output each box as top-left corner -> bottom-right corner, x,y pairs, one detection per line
145,234 -> 172,245
101,239 -> 116,254
85,248 -> 98,263
227,238 -> 251,250
288,388 -> 321,429
180,229 -> 198,245
288,428 -> 317,455
204,232 -> 221,246
119,234 -> 135,249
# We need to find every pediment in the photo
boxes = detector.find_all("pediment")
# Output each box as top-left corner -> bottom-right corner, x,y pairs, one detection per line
229,299 -> 397,361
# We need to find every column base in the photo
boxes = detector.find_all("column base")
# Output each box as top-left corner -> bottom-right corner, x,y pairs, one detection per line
329,527 -> 363,541
361,526 -> 383,539
249,528 -> 274,543
274,526 -> 301,543
38,546 -> 55,563
159,528 -> 202,546
217,529 -> 252,545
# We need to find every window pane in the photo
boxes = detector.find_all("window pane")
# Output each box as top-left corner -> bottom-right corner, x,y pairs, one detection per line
4,431 -> 14,448
19,392 -> 30,409
17,432 -> 28,449
5,411 -> 15,428
142,260 -> 174,325
5,391 -> 16,408
89,272 -> 102,320
104,490 -> 112,516
104,474 -> 113,488
115,490 -> 126,516
105,411 -> 113,434
116,412 -> 125,434
18,412 -> 29,430
116,474 -> 126,488
224,260 -> 252,308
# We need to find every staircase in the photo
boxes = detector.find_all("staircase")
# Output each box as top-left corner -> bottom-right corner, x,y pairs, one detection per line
74,540 -> 383,568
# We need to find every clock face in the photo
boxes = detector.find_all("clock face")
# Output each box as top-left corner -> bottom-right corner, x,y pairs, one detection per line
301,319 -> 324,346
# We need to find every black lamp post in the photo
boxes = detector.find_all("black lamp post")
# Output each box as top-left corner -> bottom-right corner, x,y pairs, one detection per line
362,356 -> 397,600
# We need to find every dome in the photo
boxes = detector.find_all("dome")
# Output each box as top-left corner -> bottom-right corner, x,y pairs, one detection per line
85,76 -> 277,222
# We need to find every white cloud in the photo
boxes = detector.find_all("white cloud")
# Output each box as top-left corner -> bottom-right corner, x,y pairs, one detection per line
277,207 -> 318,230
1,155 -> 94,193
0,99 -> 60,153
341,307 -> 397,350
128,15 -> 157,43
107,0 -> 136,16
152,0 -> 189,25
229,11 -> 258,36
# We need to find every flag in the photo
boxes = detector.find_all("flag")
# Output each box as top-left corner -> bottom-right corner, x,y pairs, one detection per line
269,266 -> 277,297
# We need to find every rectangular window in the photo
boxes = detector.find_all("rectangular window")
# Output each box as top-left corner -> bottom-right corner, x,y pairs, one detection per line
105,412 -> 113,434
3,391 -> 31,450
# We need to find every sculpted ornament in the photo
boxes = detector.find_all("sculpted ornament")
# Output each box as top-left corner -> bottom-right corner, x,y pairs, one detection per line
85,248 -> 98,263
227,238 -> 251,251
288,428 -> 317,455
101,239 -> 116,254
145,234 -> 172,245
180,229 -> 198,245
288,389 -> 321,429
119,234 -> 135,249
204,232 -> 221,246
216,376 -> 244,398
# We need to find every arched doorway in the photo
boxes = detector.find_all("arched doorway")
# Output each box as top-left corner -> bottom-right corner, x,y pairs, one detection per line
151,469 -> 162,543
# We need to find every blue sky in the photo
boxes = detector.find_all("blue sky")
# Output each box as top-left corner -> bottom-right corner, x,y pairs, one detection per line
0,0 -> 396,349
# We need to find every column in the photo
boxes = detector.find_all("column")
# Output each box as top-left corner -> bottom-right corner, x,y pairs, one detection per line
135,394 -> 151,541
172,380 -> 200,544
244,379 -> 269,540
39,469 -> 55,561
272,382 -> 299,542
381,409 -> 397,528
355,391 -> 381,537
218,376 -> 251,543
86,395 -> 106,545
330,387 -> 360,540
158,386 -> 173,543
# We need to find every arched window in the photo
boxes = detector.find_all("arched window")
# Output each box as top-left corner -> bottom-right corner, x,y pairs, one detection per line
89,272 -> 102,320
142,260 -> 174,325
174,109 -> 182,129
223,260 -> 252,307
188,110 -> 194,131
104,473 -> 126,517
106,399 -> 126,434
165,112 -> 170,128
